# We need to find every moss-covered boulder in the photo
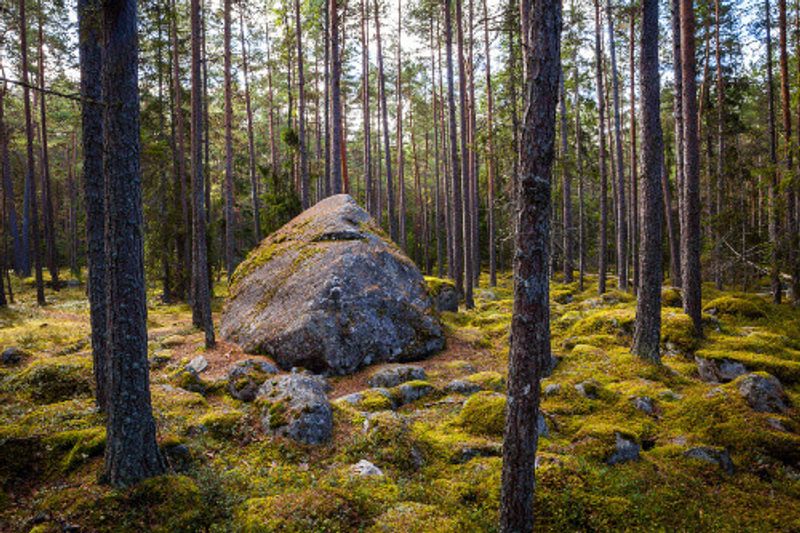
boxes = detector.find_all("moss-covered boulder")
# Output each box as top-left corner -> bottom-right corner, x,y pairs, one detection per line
703,296 -> 767,319
238,488 -> 363,532
6,355 -> 93,404
221,194 -> 444,375
257,374 -> 333,444
368,502 -> 458,532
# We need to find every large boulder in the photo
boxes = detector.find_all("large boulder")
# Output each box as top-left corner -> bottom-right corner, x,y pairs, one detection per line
221,194 -> 444,375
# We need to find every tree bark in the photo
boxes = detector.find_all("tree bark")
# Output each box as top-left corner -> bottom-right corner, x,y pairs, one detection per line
362,0 -> 373,216
330,0 -> 344,195
629,9 -> 639,295
20,0 -> 45,305
500,0 -> 561,529
483,0 -> 496,286
444,0 -> 464,299
633,0 -> 664,363
560,72 -> 573,283
766,0 -> 780,304
594,0 -> 609,294
396,0 -> 406,249
295,0 -> 310,209
191,0 -> 215,347
37,9 -> 58,289
680,0 -> 703,335
101,0 -> 166,487
374,0 -> 396,241
223,0 -> 236,281
606,0 -> 629,291
0,80 -> 23,276
670,0 -> 684,287
456,0 -> 474,308
240,4 -> 262,239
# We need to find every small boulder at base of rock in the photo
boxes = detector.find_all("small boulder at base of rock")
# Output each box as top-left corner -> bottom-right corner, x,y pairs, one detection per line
736,372 -> 789,413
186,355 -> 208,374
607,433 -> 640,465
684,446 -> 734,475
630,396 -> 656,416
257,374 -> 333,445
368,365 -> 427,388
1,347 -> 29,366
220,194 -> 444,375
575,380 -> 600,400
696,356 -> 746,383
227,359 -> 280,401
444,379 -> 482,395
392,381 -> 435,406
350,459 -> 384,477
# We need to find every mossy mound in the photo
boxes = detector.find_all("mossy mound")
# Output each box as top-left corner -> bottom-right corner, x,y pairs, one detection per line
198,410 -> 244,439
662,288 -> 683,308
569,308 -> 636,339
661,312 -> 700,353
5,355 -> 93,403
424,276 -> 456,297
368,502 -> 458,532
695,348 -> 800,383
703,296 -> 768,319
465,371 -> 506,392
459,392 -> 507,436
238,488 -> 363,532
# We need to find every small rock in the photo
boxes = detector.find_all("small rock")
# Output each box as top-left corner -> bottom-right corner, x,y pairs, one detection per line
227,359 -> 280,401
475,289 -> 497,301
444,379 -> 482,395
543,383 -> 561,396
393,381 -> 435,405
684,446 -> 734,475
186,355 -> 208,374
630,396 -> 656,416
766,417 -> 788,432
368,365 -> 427,388
535,454 -> 564,469
350,459 -> 384,477
160,334 -> 186,348
658,390 -> 682,402
695,356 -> 746,383
257,374 -> 333,444
607,433 -> 640,465
575,380 -> 600,399
737,372 -> 789,413
453,442 -> 503,463
149,350 -> 172,370
1,346 -> 29,366
436,285 -> 460,312
538,412 -> 550,438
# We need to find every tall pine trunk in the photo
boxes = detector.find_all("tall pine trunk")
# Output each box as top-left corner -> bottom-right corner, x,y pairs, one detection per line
295,0 -> 310,208
37,11 -> 58,289
240,4 -> 262,239
594,0 -> 609,294
456,0 -> 474,308
20,0 -> 45,305
500,0 -> 561,528
670,0 -> 684,287
101,0 -> 166,487
680,0 -> 703,335
633,0 -> 665,363
191,0 -> 214,347
374,0 -> 396,240
223,0 -> 236,280
330,0 -> 344,194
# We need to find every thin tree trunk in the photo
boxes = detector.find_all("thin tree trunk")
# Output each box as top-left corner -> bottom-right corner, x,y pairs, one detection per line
396,0 -> 406,248
375,0 -> 396,241
191,0 -> 215,347
223,0 -> 236,281
362,0 -> 373,216
766,0 -> 781,304
330,0 -> 344,194
266,30 -> 279,177
79,0 -> 107,410
240,4 -> 262,239
0,81 -> 22,276
37,9 -> 58,289
714,0 -> 725,290
483,0 -> 496,286
574,63 -> 586,291
633,0 -> 664,363
671,0 -> 684,287
295,0 -> 310,209
629,9 -> 639,295
595,0 -> 609,294
606,0 -> 628,291
560,71 -> 573,283
20,0 -> 45,305
171,0 -> 191,298
101,0 -> 166,487
500,0 -> 561,528
456,0 -> 474,308
444,0 -> 464,299
323,5 -> 331,197
680,0 -> 703,335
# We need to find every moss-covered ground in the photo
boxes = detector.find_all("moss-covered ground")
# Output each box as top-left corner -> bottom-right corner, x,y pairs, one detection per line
1,270 -> 799,531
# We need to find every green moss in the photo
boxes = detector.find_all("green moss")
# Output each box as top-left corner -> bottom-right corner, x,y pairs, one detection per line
661,312 -> 700,353
703,296 -> 768,319
696,349 -> 800,383
459,392 -> 507,436
5,355 -> 93,404
424,276 -> 455,297
127,475 -> 203,532
198,410 -> 243,439
358,389 -> 395,411
169,368 -> 207,394
570,308 -> 636,339
465,371 -> 506,392
662,288 -> 683,308
368,502 -> 458,533
237,488 -> 363,532
265,400 -> 289,429
44,427 -> 106,473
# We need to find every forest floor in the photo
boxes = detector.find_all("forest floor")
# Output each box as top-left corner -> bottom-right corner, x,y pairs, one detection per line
1,270 -> 799,532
